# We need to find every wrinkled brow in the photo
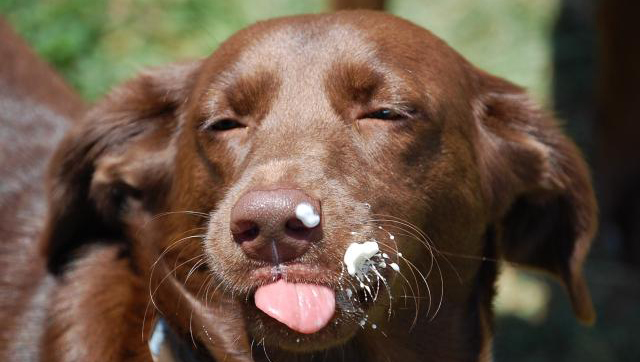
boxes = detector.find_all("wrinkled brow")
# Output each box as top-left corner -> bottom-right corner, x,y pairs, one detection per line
327,61 -> 384,105
217,70 -> 281,119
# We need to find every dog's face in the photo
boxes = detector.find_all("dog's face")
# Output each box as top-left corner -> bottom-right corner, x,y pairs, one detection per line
173,14 -> 498,349
41,11 -> 596,357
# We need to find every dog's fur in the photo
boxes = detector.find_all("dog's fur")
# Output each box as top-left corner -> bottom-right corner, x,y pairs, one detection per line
0,11 -> 596,362
0,17 -> 84,361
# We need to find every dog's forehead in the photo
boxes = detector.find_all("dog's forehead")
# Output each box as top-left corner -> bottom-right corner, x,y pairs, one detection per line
234,23 -> 376,74
205,21 -> 384,102
190,12 -> 479,136
198,20 -> 392,122
200,13 -> 472,111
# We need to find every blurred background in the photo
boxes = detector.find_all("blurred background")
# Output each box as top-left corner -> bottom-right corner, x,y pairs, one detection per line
1,0 -> 638,361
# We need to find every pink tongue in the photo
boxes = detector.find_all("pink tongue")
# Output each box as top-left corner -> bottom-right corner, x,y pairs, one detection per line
254,279 -> 335,334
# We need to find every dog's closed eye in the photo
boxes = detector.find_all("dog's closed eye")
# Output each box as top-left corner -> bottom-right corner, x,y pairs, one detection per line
204,118 -> 246,132
361,108 -> 404,121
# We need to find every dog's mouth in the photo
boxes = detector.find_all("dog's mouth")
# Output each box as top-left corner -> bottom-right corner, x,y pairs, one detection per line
245,264 -> 345,335
253,278 -> 336,334
239,255 -> 393,350
203,195 -> 401,350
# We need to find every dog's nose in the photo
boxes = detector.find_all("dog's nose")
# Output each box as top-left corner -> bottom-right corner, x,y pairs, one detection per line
230,188 -> 322,263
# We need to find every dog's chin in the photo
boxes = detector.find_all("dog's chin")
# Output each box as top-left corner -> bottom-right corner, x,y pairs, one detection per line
243,302 -> 359,352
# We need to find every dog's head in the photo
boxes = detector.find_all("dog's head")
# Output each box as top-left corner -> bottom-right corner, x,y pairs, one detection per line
41,11 -> 596,356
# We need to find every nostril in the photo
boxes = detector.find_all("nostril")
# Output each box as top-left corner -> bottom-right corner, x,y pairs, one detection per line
232,220 -> 260,243
284,217 -> 314,239
229,188 -> 322,262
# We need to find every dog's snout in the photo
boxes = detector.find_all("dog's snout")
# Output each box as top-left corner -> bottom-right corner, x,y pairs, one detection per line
230,188 -> 322,263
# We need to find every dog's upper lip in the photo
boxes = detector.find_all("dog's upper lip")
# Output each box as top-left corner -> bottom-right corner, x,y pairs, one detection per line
248,263 -> 339,290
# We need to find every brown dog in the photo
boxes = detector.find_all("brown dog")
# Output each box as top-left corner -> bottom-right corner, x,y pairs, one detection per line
0,17 -> 84,361
1,11 -> 596,362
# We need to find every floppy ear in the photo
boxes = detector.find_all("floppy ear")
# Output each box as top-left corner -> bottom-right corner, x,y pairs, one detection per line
41,61 -> 201,274
474,72 -> 597,324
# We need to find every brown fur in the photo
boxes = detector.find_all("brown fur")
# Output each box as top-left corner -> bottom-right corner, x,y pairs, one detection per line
1,11 -> 596,362
0,17 -> 85,120
0,17 -> 84,361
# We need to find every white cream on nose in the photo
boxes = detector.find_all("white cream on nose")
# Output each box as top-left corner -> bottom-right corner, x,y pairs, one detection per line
295,202 -> 320,228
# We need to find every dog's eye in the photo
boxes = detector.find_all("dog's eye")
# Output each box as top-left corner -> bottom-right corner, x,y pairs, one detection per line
206,119 -> 246,131
362,108 -> 404,121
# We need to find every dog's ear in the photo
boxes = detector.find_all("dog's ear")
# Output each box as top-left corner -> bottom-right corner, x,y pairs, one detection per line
474,71 -> 597,324
41,61 -> 201,274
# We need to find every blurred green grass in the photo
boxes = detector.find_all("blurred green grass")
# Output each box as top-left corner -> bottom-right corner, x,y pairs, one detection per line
392,0 -> 558,104
1,0 -> 557,102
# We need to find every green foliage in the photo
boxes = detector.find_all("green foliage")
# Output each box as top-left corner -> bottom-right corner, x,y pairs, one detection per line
1,0 -> 326,99
3,0 -> 554,101
392,0 -> 559,104
2,0 -> 108,99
